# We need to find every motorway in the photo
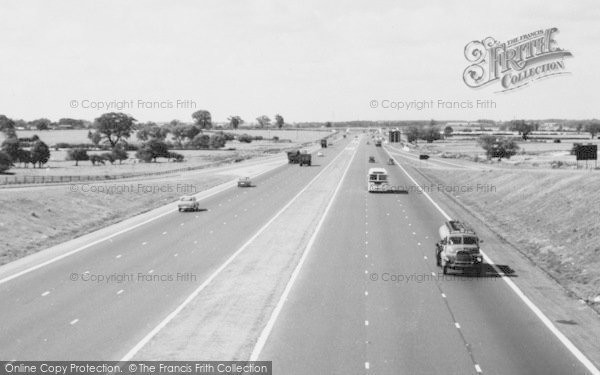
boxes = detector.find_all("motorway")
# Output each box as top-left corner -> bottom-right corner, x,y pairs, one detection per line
0,141 -> 344,360
256,141 -> 597,374
1,135 -> 599,374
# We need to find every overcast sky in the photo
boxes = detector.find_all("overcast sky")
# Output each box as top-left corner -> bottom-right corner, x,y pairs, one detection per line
0,0 -> 598,123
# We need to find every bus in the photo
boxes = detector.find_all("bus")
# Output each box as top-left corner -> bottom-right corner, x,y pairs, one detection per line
368,167 -> 388,192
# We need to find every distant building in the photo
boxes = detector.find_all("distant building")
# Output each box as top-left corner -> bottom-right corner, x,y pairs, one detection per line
539,122 -> 561,131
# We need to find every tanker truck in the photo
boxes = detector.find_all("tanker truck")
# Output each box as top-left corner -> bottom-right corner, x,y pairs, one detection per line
435,220 -> 483,275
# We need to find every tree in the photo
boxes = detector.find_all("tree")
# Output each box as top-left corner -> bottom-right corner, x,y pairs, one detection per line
209,134 -> 226,149
111,145 -> 128,164
136,140 -> 170,162
87,130 -> 101,146
192,110 -> 212,129
510,120 -> 533,140
67,148 -> 90,166
275,114 -> 284,129
191,134 -> 211,149
444,126 -> 454,138
422,126 -> 441,143
31,118 -> 51,131
478,135 -> 519,160
0,151 -> 11,173
16,149 -> 32,168
256,115 -> 270,128
325,122 -> 332,128
169,152 -> 184,162
89,155 -> 106,166
584,120 -> 600,139
101,152 -> 116,164
0,115 -> 16,138
91,112 -> 136,147
137,122 -> 169,142
237,134 -> 253,143
169,123 -> 200,146
228,116 -> 243,129
405,126 -> 421,143
1,138 -> 21,161
30,141 -> 51,168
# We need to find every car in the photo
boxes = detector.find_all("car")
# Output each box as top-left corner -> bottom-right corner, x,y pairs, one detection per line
368,156 -> 375,163
237,177 -> 252,187
317,151 -> 324,157
387,158 -> 394,165
178,196 -> 199,212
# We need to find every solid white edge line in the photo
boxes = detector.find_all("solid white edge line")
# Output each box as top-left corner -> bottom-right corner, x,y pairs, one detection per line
385,146 -> 600,375
249,144 -> 358,361
120,144 -> 351,362
0,158 -> 287,286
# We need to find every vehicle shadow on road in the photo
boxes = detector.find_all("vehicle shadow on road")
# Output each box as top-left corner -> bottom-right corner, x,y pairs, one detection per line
449,263 -> 516,278
369,189 -> 409,194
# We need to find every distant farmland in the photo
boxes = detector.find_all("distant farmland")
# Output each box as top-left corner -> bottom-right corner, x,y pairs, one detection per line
7,128 -> 332,146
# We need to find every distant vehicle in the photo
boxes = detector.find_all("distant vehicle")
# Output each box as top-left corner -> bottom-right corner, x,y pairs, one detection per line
343,134 -> 347,138
367,167 -> 388,192
317,151 -> 324,157
387,158 -> 394,165
321,139 -> 328,148
368,156 -> 375,163
553,139 -> 561,143
366,141 -> 370,145
178,196 -> 200,212
287,150 -> 301,164
419,154 -> 430,160
299,152 -> 312,166
436,220 -> 483,275
375,139 -> 382,147
237,177 -> 252,187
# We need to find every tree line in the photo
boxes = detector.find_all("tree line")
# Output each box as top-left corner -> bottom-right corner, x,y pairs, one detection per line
0,110 -> 287,172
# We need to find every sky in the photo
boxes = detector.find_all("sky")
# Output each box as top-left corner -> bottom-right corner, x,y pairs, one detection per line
0,0 -> 599,124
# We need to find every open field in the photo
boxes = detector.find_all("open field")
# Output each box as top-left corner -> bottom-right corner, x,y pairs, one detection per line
1,130 -> 335,179
415,138 -> 600,169
418,167 -> 600,308
5,128 -> 332,147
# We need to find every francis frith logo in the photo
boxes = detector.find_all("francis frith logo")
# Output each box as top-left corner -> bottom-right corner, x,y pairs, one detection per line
463,28 -> 573,92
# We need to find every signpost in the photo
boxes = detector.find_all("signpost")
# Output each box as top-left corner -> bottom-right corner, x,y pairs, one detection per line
574,144 -> 597,169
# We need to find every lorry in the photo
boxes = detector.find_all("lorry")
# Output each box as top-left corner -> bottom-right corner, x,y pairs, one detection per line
375,139 -> 382,147
435,220 -> 483,275
287,150 -> 301,164
287,150 -> 311,166
320,139 -> 328,148
299,152 -> 312,166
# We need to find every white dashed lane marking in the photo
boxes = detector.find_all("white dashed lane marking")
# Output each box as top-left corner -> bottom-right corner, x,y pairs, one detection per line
148,269 -> 154,274
70,319 -> 79,325
117,289 -> 124,295
115,254 -> 122,259
162,231 -> 167,235
455,322 -> 461,329
41,291 -> 50,297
